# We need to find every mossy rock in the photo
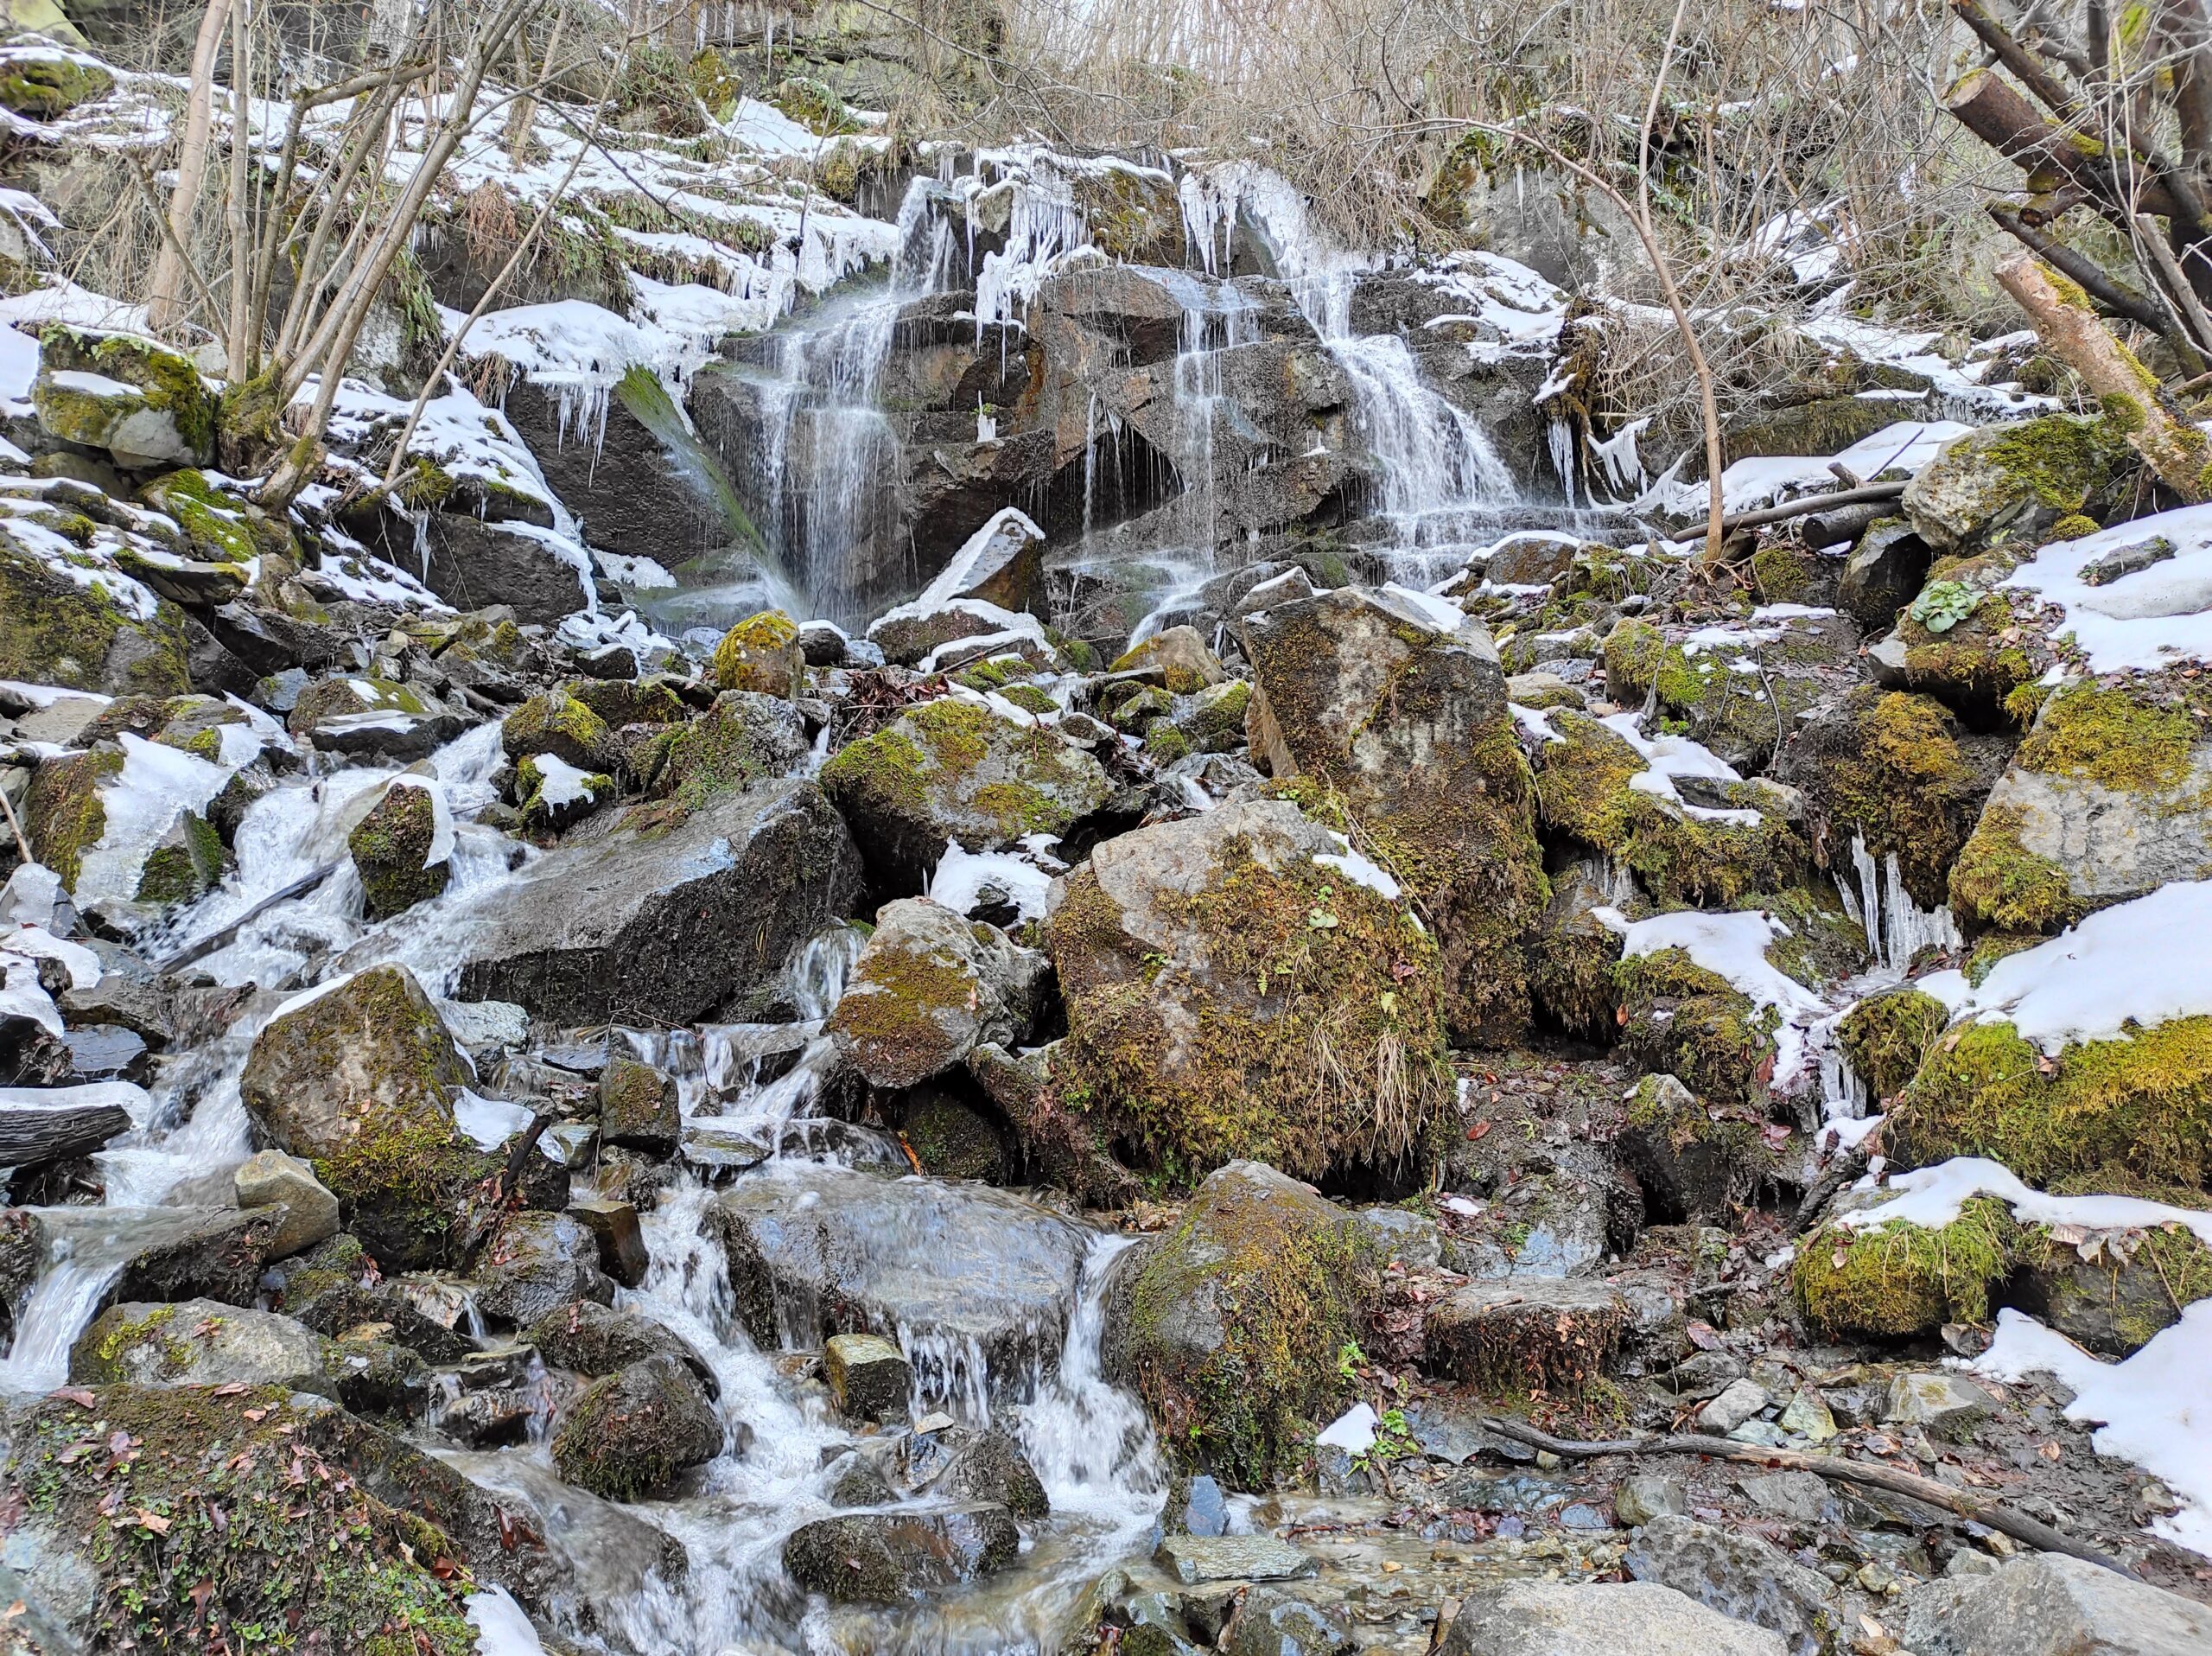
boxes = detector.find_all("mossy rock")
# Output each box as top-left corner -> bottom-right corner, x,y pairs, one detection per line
516,753 -> 612,833
238,965 -> 493,1269
1110,625 -> 1226,695
1880,563 -> 2050,722
134,808 -> 226,906
827,896 -> 1043,1091
1837,987 -> 1948,1103
34,322 -> 217,467
348,781 -> 451,920
1615,1074 -> 1770,1222
1600,612 -> 1849,772
0,52 -> 111,118
0,1384 -> 478,1653
0,535 -> 190,697
1525,861 -> 1625,1040
656,691 -> 808,809
1101,1160 -> 1378,1489
1176,678 -> 1250,754
499,683 -> 612,773
1889,1015 -> 2212,1191
550,1354 -> 723,1500
22,745 -> 122,892
137,468 -> 279,567
286,675 -> 429,739
822,697 -> 1113,891
1792,1197 -> 2018,1337
1780,686 -> 2011,913
1948,678 -> 2212,933
2012,1217 -> 2212,1355
1900,412 -> 2131,556
1048,798 -> 1450,1189
770,73 -> 849,135
1531,709 -> 1806,908
712,609 -> 804,698
1612,947 -> 1783,1108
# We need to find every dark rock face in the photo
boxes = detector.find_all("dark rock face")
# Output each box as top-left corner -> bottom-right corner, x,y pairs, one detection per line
526,1299 -> 718,1393
466,1212 -> 616,1330
782,1506 -> 1020,1603
449,778 -> 866,1025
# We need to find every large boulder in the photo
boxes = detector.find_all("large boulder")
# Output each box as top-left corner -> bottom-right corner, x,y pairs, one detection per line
782,1506 -> 1020,1604
707,1165 -> 1089,1385
447,777 -> 865,1025
1101,1161 -> 1378,1489
238,965 -> 495,1268
1622,1516 -> 1840,1656
1601,608 -> 1860,775
820,697 -> 1111,891
550,1353 -> 723,1500
70,1299 -> 334,1394
1046,798 -> 1450,1189
1901,413 -> 2128,557
826,898 -> 1048,1091
0,537 -> 190,697
1900,1551 -> 2212,1656
1241,585 -> 1546,1043
31,323 -> 218,468
466,1212 -> 615,1330
1439,1580 -> 1786,1656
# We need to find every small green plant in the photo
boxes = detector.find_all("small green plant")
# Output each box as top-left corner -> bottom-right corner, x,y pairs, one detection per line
1336,1340 -> 1365,1381
1910,580 -> 1978,634
1354,1405 -> 1419,1471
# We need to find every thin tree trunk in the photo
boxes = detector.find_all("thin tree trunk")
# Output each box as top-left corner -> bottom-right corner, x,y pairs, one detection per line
224,0 -> 253,374
149,0 -> 236,331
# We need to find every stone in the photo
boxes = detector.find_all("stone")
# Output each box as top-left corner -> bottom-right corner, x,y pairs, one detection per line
1884,1371 -> 1994,1441
285,675 -> 466,761
1153,1535 -> 1317,1586
1351,1205 -> 1442,1269
1697,1378 -> 1770,1436
346,779 -> 451,919
411,513 -> 591,625
1736,1470 -> 1831,1525
447,777 -> 865,1027
1614,1474 -> 1687,1526
1109,625 -> 1226,692
1837,518 -> 1932,632
1901,414 -> 2126,556
1222,1588 -> 1349,1656
1181,1473 -> 1230,1537
1614,1073 -> 1769,1223
1439,1579 -> 1787,1656
550,1353 -> 724,1500
1777,1389 -> 1838,1443
824,1331 -> 911,1421
1899,1552 -> 2212,1656
1421,1277 -> 1627,1392
827,898 -> 1048,1090
709,1165 -> 1088,1383
782,1506 -> 1020,1602
0,539 -> 191,697
232,1149 -> 340,1260
712,610 -> 804,698
467,1211 -> 615,1330
1048,798 -> 1451,1192
524,1299 -> 715,1395
565,1195 -> 650,1288
820,697 -> 1112,891
1623,1516 -> 1840,1656
916,506 -> 1046,615
598,1055 -> 680,1155
926,1426 -> 1049,1518
41,1204 -> 282,1312
70,1299 -> 333,1393
1240,584 -> 1545,1042
32,324 -> 217,468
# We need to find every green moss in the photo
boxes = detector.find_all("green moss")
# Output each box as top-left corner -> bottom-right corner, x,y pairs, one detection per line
1050,830 -> 1451,1188
1948,804 -> 2085,933
0,537 -> 190,697
1897,590 -> 2041,716
311,1114 -> 496,1270
348,785 -> 451,917
1178,680 -> 1250,752
137,468 -> 260,567
2013,679 -> 2201,793
36,323 -> 217,462
499,685 -> 612,770
1142,724 -> 1192,766
1750,542 -> 1815,605
1792,688 -> 1993,910
1119,1178 -> 1378,1487
2048,512 -> 2101,542
825,930 -> 980,1080
1965,931 -> 2042,986
770,73 -> 850,136
898,1094 -> 1005,1180
550,1361 -> 709,1500
1612,947 -> 1781,1106
1532,710 -> 1804,908
134,812 -> 224,906
1838,987 -> 1948,1102
0,54 -> 111,118
3,1385 -> 475,1653
22,747 -> 121,893
1793,1197 -> 2018,1336
712,610 -> 802,697
1892,1014 -> 2212,1188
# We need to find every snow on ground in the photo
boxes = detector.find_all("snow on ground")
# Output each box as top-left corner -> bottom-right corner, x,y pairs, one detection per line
2000,506 -> 2212,673
1594,905 -> 1827,1086
1847,1155 -> 2212,1244
1914,881 -> 2212,1054
929,841 -> 1057,923
1975,1302 -> 2212,1556
1696,419 -> 1973,514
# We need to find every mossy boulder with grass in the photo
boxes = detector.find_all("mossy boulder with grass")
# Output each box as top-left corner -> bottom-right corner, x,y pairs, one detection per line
1531,707 -> 1807,909
1100,1160 -> 1378,1489
1837,986 -> 1949,1104
32,322 -> 217,467
69,1299 -> 340,1396
1901,412 -> 2130,557
238,965 -> 495,1269
1948,678 -> 2212,934
1612,946 -> 1786,1108
712,609 -> 804,698
0,535 -> 190,696
822,697 -> 1112,891
1241,584 -> 1546,1045
0,49 -> 111,118
1779,686 -> 2012,913
22,744 -> 123,892
1047,797 -> 1450,1189
1600,608 -> 1856,774
654,690 -> 807,808
1614,1073 -> 1772,1222
828,897 -> 1047,1092
347,780 -> 450,920
2012,1215 -> 2212,1355
137,468 -> 280,569
500,683 -> 613,773
1871,558 -> 2053,721
1792,1196 -> 2017,1337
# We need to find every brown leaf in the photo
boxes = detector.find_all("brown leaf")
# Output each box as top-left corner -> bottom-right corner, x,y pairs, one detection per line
211,1383 -> 248,1398
1465,1120 -> 1492,1143
52,1388 -> 95,1408
133,1509 -> 171,1534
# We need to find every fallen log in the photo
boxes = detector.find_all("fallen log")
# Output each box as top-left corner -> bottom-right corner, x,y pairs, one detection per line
1717,480 -> 1906,538
0,1084 -> 136,1167
1475,1413 -> 2139,1578
1797,500 -> 1891,551
158,862 -> 340,974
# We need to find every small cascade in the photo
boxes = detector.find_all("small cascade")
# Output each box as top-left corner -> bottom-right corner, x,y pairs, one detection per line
1835,832 -> 1962,974
0,1214 -> 140,1390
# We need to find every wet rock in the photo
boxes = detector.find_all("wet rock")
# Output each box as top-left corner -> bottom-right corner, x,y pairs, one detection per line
1440,1579 -> 1787,1656
346,778 -> 451,919
238,964 -> 493,1270
927,1425 -> 1049,1518
271,1234 -> 479,1363
1222,1587 -> 1349,1656
1837,518 -> 1932,632
285,674 -> 467,761
827,1449 -> 898,1507
449,777 -> 865,1026
1110,625 -> 1226,693
524,1299 -> 716,1396
1154,1535 -> 1317,1585
410,513 -> 592,624
821,697 -> 1110,891
1696,1378 -> 1770,1436
827,898 -> 1048,1090
1602,608 -> 1859,777
654,690 -> 809,804
1884,1371 -> 1994,1441
1101,1161 -> 1378,1489
565,1194 -> 650,1288
550,1353 -> 724,1500
597,1055 -> 679,1155
71,1298 -> 333,1392
40,1205 -> 281,1310
467,1211 -> 615,1330
1180,1473 -> 1230,1536
1048,798 -> 1449,1190
1902,414 -> 2127,556
2009,1225 -> 2210,1355
1614,1474 -> 1688,1526
232,1148 -> 339,1260
1900,1552 -> 2212,1656
1241,584 -> 1545,1043
784,1504 -> 1020,1602
1624,1516 -> 1839,1656
1422,1277 -> 1627,1391
0,1080 -> 136,1168
709,1165 -> 1087,1382
824,1331 -> 910,1421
